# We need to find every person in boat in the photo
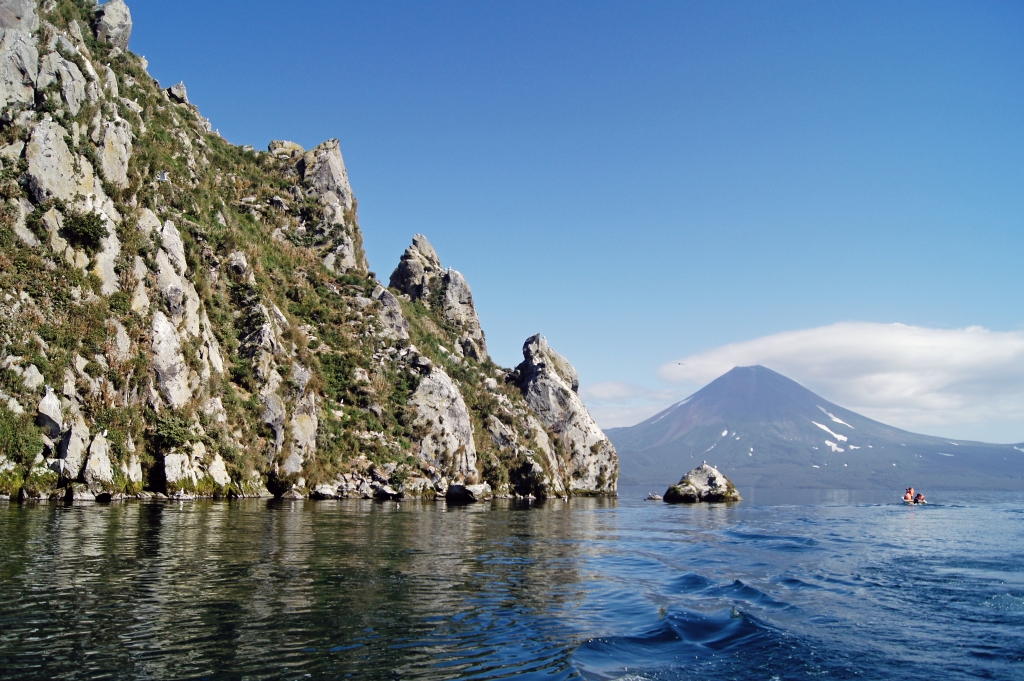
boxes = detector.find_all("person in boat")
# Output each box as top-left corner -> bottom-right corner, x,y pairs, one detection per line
914,492 -> 926,503
903,488 -> 914,502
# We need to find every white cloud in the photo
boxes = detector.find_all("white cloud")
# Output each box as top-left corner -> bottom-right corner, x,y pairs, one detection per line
656,322 -> 1024,443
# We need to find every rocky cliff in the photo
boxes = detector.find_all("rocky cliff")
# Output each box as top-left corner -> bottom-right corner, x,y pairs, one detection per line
0,0 -> 617,502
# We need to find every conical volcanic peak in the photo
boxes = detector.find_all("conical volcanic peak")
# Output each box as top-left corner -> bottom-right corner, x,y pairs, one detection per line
609,366 -> 1024,491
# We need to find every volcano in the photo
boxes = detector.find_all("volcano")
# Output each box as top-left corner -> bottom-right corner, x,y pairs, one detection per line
607,366 -> 1024,490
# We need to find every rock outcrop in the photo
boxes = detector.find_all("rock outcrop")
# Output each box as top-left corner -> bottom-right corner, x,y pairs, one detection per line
151,311 -> 191,409
96,0 -> 132,50
389,234 -> 488,359
0,0 -> 38,111
510,334 -> 618,495
409,366 -> 477,481
663,464 -> 741,503
26,119 -> 93,203
299,139 -> 353,211
0,0 -> 618,503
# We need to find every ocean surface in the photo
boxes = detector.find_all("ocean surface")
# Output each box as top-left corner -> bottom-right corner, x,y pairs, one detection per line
0,487 -> 1021,680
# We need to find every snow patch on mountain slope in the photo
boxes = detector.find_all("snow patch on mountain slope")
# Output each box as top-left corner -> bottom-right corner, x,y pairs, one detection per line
813,421 -> 848,442
817,406 -> 853,428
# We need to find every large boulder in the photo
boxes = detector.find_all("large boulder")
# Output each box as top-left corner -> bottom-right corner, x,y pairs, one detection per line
409,366 -> 477,481
0,0 -> 38,111
446,482 -> 492,504
510,334 -> 617,495
663,463 -> 741,503
35,388 -> 62,438
57,413 -> 90,481
151,311 -> 192,409
96,0 -> 132,50
83,433 -> 114,493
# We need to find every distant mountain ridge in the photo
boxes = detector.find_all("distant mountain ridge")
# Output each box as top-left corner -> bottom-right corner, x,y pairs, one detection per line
608,366 -> 1024,490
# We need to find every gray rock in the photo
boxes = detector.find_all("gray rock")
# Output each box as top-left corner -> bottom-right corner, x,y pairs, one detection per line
93,220 -> 120,296
96,0 -> 132,50
322,232 -> 358,272
409,366 -> 477,480
261,391 -> 286,451
207,453 -> 231,487
57,413 -> 89,481
290,362 -> 312,392
159,220 -> 187,275
10,197 -> 36,246
446,482 -> 492,503
287,392 -> 317,474
37,52 -> 86,115
167,81 -> 188,104
21,363 -> 43,390
516,333 -> 578,392
163,447 -> 201,491
227,250 -> 248,276
441,269 -> 487,360
99,118 -> 132,188
130,255 -> 149,313
0,1 -> 38,111
268,140 -> 304,159
83,433 -> 114,492
0,140 -> 22,161
299,139 -> 353,211
663,464 -> 741,503
109,319 -> 131,362
373,484 -> 402,500
310,482 -> 338,499
389,234 -> 442,299
126,455 -> 142,485
26,120 -> 95,203
137,207 -> 161,235
67,482 -> 95,501
0,0 -> 38,32
36,388 -> 62,438
371,285 -> 409,340
511,334 -> 617,495
388,235 -> 487,359
151,311 -> 192,409
101,64 -> 117,99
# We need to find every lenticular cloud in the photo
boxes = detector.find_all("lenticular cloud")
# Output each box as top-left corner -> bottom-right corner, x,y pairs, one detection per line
658,323 -> 1024,441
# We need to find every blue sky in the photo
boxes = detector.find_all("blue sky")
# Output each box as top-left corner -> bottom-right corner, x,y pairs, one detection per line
124,1 -> 1024,441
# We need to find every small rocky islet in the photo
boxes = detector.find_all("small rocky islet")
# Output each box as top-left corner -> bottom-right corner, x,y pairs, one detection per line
663,463 -> 742,504
0,0 -> 619,503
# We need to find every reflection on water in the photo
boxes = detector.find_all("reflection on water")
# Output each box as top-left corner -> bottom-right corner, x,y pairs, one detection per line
1,492 -> 1022,680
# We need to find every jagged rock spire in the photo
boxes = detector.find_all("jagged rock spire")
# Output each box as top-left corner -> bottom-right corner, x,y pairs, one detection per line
511,334 -> 618,494
389,234 -> 488,360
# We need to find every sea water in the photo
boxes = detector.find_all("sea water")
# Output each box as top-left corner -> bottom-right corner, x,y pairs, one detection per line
0,488 -> 1021,680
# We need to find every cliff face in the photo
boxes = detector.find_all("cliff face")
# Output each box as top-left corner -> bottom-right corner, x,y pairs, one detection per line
0,0 -> 617,502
